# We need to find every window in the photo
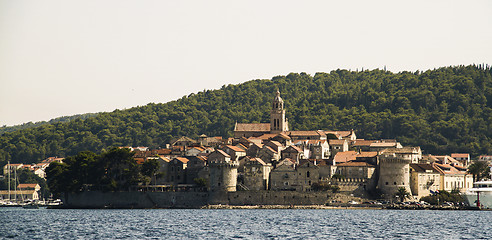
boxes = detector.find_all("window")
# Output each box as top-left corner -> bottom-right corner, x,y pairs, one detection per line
307,171 -> 310,178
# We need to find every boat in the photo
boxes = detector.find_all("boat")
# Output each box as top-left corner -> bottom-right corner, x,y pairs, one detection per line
462,180 -> 492,209
22,202 -> 39,209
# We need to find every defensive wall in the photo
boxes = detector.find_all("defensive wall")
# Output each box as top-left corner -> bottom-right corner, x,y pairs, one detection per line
62,190 -> 348,208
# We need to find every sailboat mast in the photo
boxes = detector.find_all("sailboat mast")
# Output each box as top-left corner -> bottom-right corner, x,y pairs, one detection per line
7,161 -> 10,201
14,167 -> 17,202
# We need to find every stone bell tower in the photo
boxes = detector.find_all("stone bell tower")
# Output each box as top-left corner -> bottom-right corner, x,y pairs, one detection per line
270,90 -> 289,134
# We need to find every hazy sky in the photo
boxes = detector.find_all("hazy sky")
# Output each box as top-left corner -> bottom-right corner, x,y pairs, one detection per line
1,0 -> 491,126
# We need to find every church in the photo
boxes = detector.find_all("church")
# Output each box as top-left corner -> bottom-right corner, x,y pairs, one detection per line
233,90 -> 289,138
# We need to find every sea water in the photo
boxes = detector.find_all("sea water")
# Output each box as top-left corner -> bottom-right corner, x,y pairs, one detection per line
0,208 -> 490,239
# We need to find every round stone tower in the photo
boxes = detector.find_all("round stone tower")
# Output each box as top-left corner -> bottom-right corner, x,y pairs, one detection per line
378,157 -> 412,199
207,150 -> 239,192
209,160 -> 239,192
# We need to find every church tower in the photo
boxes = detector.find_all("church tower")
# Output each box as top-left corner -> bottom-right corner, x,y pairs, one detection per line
270,90 -> 289,134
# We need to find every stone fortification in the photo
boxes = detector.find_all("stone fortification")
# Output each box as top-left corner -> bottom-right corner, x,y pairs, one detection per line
377,157 -> 411,197
61,190 -> 364,208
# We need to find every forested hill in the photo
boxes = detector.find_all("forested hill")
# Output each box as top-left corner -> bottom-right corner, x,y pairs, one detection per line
1,65 -> 492,164
0,113 -> 99,135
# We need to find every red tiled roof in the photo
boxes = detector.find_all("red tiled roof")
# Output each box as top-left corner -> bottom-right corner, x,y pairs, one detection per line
287,131 -> 323,136
235,123 -> 271,132
159,156 -> 171,162
336,161 -> 375,167
17,183 -> 39,189
451,153 -> 469,158
356,152 -> 378,158
175,157 -> 189,164
285,145 -> 302,152
215,149 -> 231,158
225,145 -> 246,152
329,139 -> 346,145
275,132 -> 291,140
410,164 -> 438,173
248,157 -> 267,166
333,151 -> 357,163
351,140 -> 376,146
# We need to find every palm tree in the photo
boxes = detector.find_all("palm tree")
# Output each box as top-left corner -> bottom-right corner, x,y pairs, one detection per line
468,161 -> 491,182
395,187 -> 410,202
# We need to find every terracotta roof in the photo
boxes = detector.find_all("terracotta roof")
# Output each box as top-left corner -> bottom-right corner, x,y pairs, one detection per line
159,156 -> 171,162
215,149 -> 231,158
248,157 -> 267,166
153,149 -> 172,155
410,164 -> 438,173
451,153 -> 470,158
277,158 -> 295,167
235,143 -> 248,151
336,161 -> 375,167
351,140 -> 376,146
287,131 -> 324,137
0,190 -> 36,195
267,140 -> 283,148
284,145 -> 302,152
235,123 -> 271,132
174,157 -> 189,164
17,183 -> 39,189
275,132 -> 291,140
433,163 -> 465,175
356,152 -> 378,158
254,134 -> 278,140
370,142 -> 397,147
333,151 -> 357,163
329,139 -> 346,145
225,145 -> 246,152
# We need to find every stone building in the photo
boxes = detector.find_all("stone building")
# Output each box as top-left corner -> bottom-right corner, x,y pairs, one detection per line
270,159 -> 297,191
208,150 -> 239,192
296,161 -> 320,191
378,151 -> 412,198
242,157 -> 272,191
409,163 -> 440,200
234,90 -> 289,138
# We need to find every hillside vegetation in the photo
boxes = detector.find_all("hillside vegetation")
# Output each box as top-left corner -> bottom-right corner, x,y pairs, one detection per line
1,65 -> 491,164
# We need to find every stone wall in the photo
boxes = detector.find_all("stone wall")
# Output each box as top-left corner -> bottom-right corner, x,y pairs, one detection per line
62,190 -> 355,208
63,191 -> 209,208
227,191 -> 332,205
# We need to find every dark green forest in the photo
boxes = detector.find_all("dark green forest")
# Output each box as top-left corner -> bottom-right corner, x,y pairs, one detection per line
1,65 -> 492,165
0,113 -> 98,135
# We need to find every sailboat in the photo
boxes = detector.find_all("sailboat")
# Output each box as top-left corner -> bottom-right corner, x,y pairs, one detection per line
0,161 -> 17,207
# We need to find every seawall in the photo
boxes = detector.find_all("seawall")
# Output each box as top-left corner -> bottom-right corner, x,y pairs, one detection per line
62,190 -> 348,208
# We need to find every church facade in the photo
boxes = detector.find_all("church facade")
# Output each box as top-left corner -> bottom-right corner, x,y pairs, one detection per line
233,90 -> 289,138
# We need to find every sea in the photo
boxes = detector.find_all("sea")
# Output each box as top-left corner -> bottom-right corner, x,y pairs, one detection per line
0,208 -> 490,239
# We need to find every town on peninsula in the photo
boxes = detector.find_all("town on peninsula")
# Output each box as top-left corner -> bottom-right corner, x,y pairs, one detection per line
3,86 -> 491,209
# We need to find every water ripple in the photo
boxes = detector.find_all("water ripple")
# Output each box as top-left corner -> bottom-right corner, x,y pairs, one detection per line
0,208 -> 491,239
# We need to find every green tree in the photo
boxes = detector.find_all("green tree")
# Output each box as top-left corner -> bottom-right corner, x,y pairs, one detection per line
395,187 -> 410,202
141,158 -> 160,185
467,161 -> 491,182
